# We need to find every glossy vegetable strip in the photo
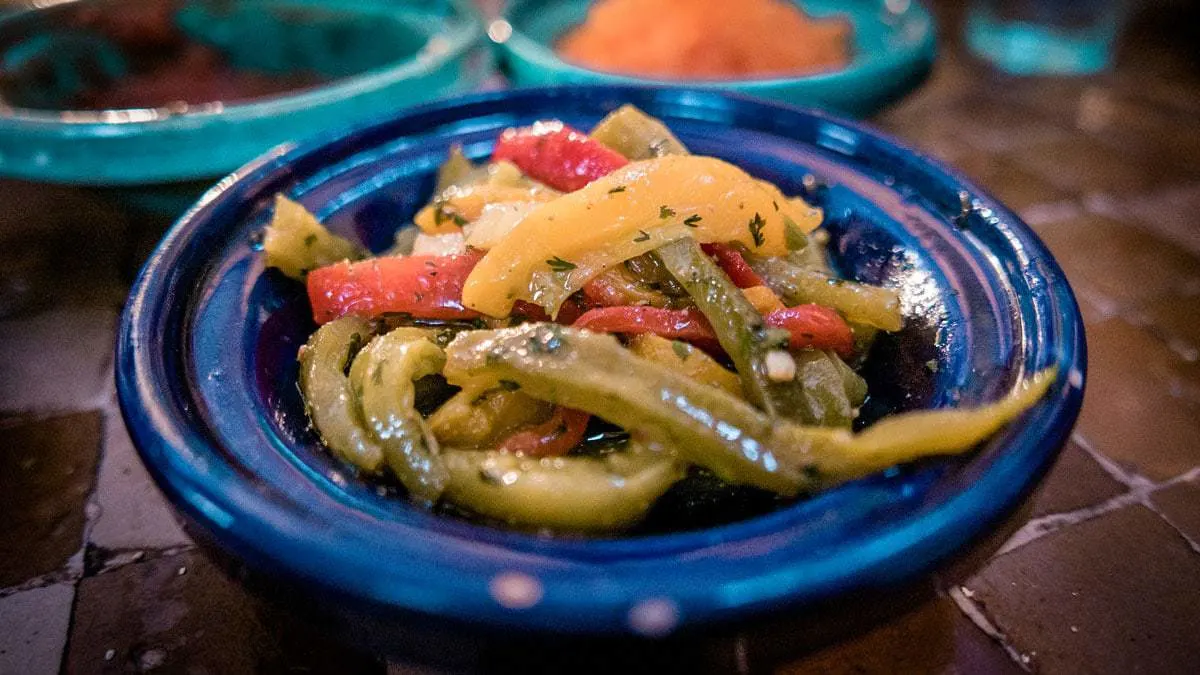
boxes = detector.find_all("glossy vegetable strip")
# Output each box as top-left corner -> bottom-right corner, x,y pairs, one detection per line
306,251 -> 483,324
789,350 -> 856,428
444,324 -> 805,493
749,256 -> 903,332
573,305 -> 720,352
589,104 -> 689,159
496,407 -> 590,457
775,368 -> 1058,486
765,305 -> 854,357
742,285 -> 785,314
441,444 -> 685,532
652,238 -> 786,415
435,144 -> 476,192
428,379 -> 553,449
492,122 -> 630,192
444,324 -> 1057,494
461,154 -> 817,318
263,195 -> 364,280
297,317 -> 385,473
627,334 -> 742,397
414,183 -> 558,234
348,331 -> 449,505
581,266 -> 673,308
701,243 -> 764,288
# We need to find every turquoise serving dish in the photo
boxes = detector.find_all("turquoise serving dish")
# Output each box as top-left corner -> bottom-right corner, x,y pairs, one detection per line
0,0 -> 492,201
493,0 -> 937,117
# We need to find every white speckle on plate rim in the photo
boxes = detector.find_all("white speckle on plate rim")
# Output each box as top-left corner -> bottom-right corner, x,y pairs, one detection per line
490,571 -> 543,609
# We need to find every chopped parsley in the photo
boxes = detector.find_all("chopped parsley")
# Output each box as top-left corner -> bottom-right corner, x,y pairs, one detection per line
659,205 -> 676,219
497,379 -> 522,391
671,340 -> 691,361
748,212 -> 766,247
303,233 -> 318,247
370,364 -> 384,385
633,230 -> 651,242
546,256 -> 577,272
683,214 -> 702,227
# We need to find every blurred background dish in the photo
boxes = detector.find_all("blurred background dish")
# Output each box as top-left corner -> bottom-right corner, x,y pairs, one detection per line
492,0 -> 937,117
0,0 -> 492,206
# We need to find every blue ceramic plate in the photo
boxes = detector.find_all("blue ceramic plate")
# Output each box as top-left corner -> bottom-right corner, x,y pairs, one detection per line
494,0 -> 937,117
117,86 -> 1084,640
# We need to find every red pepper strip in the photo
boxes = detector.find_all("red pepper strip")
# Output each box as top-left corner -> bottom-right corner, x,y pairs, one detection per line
492,123 -> 629,192
497,407 -> 591,458
701,243 -> 765,289
573,306 -> 723,353
576,304 -> 854,357
306,251 -> 483,324
764,305 -> 854,358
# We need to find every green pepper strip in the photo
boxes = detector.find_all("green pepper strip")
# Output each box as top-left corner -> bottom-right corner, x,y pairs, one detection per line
298,317 -> 385,473
791,350 -> 860,428
441,443 -> 684,532
749,256 -> 903,332
348,329 -> 450,505
589,104 -> 690,160
444,324 -> 1056,495
654,238 -> 854,424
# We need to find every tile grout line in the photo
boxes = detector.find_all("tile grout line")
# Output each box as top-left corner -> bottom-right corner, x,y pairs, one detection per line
948,587 -> 1032,672
990,434 -> 1200,558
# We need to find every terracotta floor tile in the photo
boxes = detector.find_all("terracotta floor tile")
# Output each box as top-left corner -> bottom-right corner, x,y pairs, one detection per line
1075,319 -> 1200,481
1014,135 -> 1196,196
0,309 -> 118,413
965,504 -> 1200,675
1131,291 -> 1200,359
88,410 -> 190,551
65,550 -> 382,675
0,583 -> 75,675
1150,478 -> 1200,547
1029,440 -> 1125,518
1037,214 -> 1200,307
1121,184 -> 1200,259
776,595 -> 1021,675
952,153 -> 1074,211
0,413 -> 102,588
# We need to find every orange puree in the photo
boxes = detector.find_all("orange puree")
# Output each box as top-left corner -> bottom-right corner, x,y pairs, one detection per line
557,0 -> 851,80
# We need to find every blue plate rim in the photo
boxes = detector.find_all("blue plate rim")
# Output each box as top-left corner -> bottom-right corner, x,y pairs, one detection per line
116,84 -> 1086,635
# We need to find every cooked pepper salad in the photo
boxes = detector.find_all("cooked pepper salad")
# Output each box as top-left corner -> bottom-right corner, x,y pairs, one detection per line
262,105 -> 1054,533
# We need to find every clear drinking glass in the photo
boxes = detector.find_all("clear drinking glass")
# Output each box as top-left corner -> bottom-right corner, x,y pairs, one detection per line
966,0 -> 1126,75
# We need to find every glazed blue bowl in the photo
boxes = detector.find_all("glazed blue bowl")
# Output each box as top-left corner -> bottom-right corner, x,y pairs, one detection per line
117,87 -> 1084,650
493,0 -> 937,117
0,0 -> 491,209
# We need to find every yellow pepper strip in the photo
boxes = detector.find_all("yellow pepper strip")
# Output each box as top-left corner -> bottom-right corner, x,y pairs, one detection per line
414,184 -> 558,234
428,378 -> 554,448
779,368 -> 1058,486
462,155 -> 822,318
741,285 -> 786,314
627,334 -> 743,397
